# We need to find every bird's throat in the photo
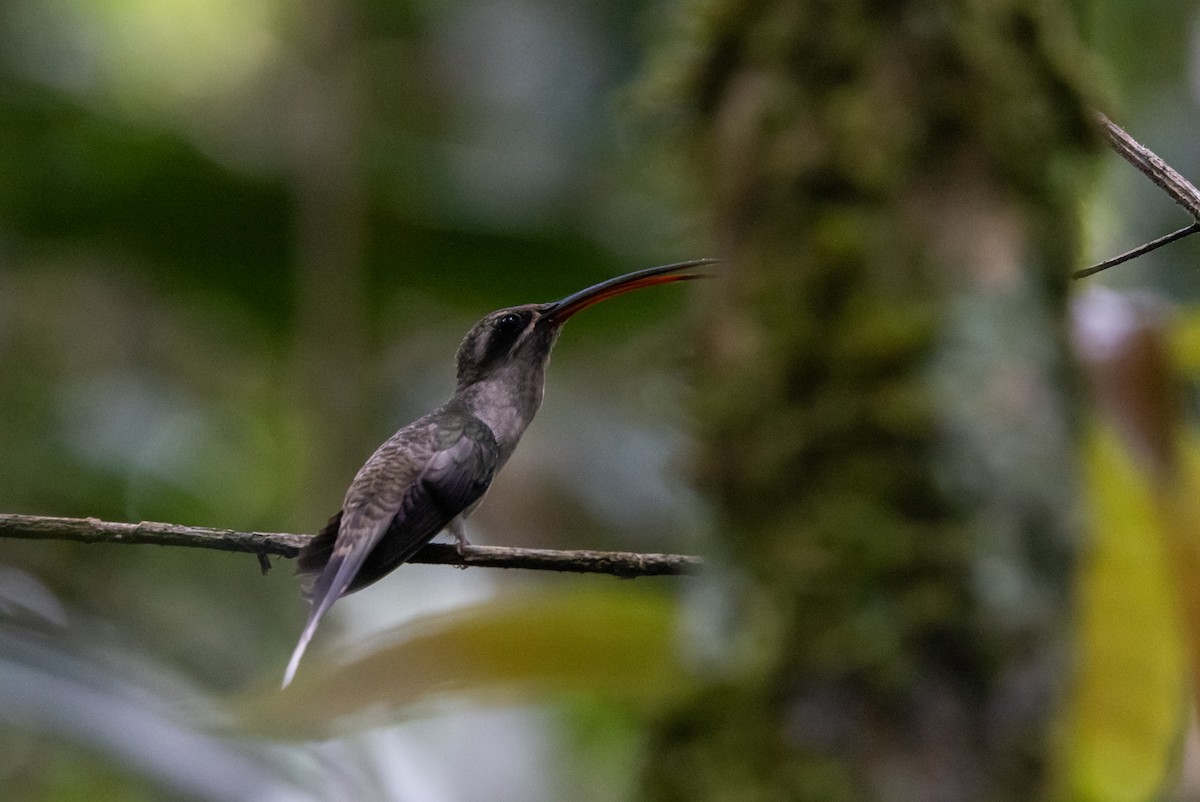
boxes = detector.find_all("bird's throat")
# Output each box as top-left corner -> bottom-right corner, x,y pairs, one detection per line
457,368 -> 546,459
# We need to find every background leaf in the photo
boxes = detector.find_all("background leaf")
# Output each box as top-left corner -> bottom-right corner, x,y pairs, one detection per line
240,588 -> 690,739
1059,428 -> 1186,801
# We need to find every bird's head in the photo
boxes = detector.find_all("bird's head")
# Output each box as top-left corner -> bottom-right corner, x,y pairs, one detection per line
453,260 -> 715,391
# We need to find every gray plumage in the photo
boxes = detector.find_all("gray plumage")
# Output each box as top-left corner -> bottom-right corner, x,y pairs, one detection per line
283,261 -> 711,687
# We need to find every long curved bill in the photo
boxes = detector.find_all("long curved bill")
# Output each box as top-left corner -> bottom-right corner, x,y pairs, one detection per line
542,259 -> 717,326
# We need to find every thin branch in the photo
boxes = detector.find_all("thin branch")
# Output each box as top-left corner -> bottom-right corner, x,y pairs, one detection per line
417,543 -> 703,577
1076,113 -> 1200,279
0,514 -> 306,555
1097,112 -> 1200,220
0,513 -> 702,579
1073,222 -> 1200,279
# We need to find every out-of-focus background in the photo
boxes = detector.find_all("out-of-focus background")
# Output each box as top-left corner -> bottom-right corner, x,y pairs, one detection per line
0,0 -> 705,799
1,0 -> 1200,800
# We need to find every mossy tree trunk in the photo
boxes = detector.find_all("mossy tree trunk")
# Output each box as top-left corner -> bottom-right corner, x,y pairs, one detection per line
642,2 -> 1094,800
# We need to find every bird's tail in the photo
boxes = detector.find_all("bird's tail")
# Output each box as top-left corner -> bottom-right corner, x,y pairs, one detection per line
282,542 -> 366,688
297,511 -> 342,581
282,615 -> 319,689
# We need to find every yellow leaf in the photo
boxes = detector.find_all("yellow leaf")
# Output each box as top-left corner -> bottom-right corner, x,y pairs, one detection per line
1059,428 -> 1186,802
1160,437 -> 1200,706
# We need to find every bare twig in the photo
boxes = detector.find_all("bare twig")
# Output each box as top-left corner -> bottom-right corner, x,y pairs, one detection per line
1073,222 -> 1200,279
0,513 -> 702,578
1076,114 -> 1200,279
1096,113 -> 1200,220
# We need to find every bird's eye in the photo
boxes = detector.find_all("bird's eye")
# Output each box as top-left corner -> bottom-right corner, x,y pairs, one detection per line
481,311 -> 528,364
495,313 -> 523,334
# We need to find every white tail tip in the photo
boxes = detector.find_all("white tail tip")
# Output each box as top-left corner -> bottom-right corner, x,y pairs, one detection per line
282,628 -> 314,689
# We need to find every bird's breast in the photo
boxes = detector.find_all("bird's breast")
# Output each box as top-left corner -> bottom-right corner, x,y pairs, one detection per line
473,402 -> 532,457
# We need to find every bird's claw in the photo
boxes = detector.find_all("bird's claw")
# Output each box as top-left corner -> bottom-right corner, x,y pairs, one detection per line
449,518 -> 471,557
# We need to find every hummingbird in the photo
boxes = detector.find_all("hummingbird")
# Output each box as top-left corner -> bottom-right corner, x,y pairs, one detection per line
283,260 -> 713,687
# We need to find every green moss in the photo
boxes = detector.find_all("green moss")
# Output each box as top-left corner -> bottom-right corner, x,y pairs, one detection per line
640,0 -> 1095,799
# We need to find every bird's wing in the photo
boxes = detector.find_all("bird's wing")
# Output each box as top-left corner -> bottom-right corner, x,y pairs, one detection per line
349,412 -> 498,588
284,409 -> 497,687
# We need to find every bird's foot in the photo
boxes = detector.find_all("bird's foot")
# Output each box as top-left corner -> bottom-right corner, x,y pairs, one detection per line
448,517 -> 472,558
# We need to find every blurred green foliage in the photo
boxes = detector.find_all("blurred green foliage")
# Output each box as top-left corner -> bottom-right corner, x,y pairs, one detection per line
0,0 -> 707,799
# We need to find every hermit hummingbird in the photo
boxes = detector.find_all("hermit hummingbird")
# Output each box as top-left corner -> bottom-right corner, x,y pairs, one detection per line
283,260 -> 713,687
